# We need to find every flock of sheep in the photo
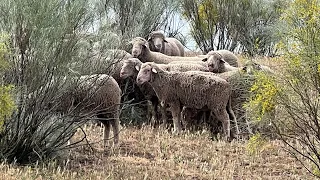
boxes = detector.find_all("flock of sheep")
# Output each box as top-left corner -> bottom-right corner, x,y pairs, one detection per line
58,31 -> 274,148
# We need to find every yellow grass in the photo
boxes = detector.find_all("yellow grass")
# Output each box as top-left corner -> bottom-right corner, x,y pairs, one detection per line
0,125 -> 315,180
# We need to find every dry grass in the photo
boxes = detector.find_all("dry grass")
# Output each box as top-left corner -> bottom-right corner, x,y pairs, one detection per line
0,124 -> 315,180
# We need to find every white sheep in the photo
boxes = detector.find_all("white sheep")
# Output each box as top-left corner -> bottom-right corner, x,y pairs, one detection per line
207,50 -> 239,67
147,31 -> 185,56
136,62 -> 235,139
131,37 -> 203,64
201,52 -> 240,73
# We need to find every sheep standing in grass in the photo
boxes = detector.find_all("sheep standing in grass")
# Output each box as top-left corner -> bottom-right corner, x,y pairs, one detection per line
131,37 -> 203,64
119,58 -> 209,126
202,51 -> 240,73
136,62 -> 235,139
148,31 -> 185,56
58,74 -> 121,148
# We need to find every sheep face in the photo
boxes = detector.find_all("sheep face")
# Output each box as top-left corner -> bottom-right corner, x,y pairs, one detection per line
131,38 -> 149,58
120,59 -> 141,79
136,64 -> 155,85
202,53 -> 225,73
148,31 -> 166,52
148,35 -> 166,52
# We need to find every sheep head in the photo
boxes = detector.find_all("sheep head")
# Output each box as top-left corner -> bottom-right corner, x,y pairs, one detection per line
148,31 -> 166,52
120,58 -> 142,79
131,37 -> 149,58
201,52 -> 225,73
136,62 -> 159,85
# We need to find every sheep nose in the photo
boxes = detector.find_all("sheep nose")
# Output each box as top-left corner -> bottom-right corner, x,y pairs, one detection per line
132,50 -> 138,57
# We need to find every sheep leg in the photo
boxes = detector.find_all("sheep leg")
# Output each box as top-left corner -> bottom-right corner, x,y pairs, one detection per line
150,98 -> 159,127
227,107 -> 239,137
147,100 -> 155,126
160,101 -> 168,129
180,107 -> 188,130
111,118 -> 120,146
214,109 -> 230,141
169,102 -> 182,134
101,121 -> 111,148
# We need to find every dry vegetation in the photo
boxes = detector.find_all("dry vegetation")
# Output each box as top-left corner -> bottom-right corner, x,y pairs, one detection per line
0,124 -> 314,180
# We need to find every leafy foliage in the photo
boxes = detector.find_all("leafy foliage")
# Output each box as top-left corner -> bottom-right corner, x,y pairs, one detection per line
245,0 -> 320,177
0,0 -> 105,164
182,0 -> 286,55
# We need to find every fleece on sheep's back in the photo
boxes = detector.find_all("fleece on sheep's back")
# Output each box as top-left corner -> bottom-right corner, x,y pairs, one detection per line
154,72 -> 230,110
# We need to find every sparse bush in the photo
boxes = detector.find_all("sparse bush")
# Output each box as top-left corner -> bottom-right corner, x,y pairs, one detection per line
245,0 -> 320,177
0,0 -> 122,164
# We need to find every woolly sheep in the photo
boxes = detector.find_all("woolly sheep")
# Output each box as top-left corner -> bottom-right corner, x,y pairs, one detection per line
182,69 -> 256,136
136,62 -> 235,139
57,74 -> 121,148
148,31 -> 185,56
119,58 -> 209,126
131,37 -> 203,64
202,52 -> 240,73
203,50 -> 239,67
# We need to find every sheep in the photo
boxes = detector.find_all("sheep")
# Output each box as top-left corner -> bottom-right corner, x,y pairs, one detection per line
119,58 -> 209,126
147,31 -> 185,56
201,52 -> 240,73
181,69 -> 257,137
131,37 -> 204,64
136,62 -> 236,139
202,50 -> 239,67
57,74 -> 121,148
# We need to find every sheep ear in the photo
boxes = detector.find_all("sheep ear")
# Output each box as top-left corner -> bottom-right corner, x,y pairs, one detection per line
202,58 -> 208,62
135,65 -> 140,71
142,42 -> 149,48
164,38 -> 168,43
220,58 -> 226,63
152,68 -> 158,73
147,36 -> 152,41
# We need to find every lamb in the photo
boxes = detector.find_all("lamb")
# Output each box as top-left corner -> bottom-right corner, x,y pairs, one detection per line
148,31 -> 185,56
201,52 -> 240,73
57,74 -> 121,148
131,37 -> 204,64
204,50 -> 239,67
136,62 -> 236,139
